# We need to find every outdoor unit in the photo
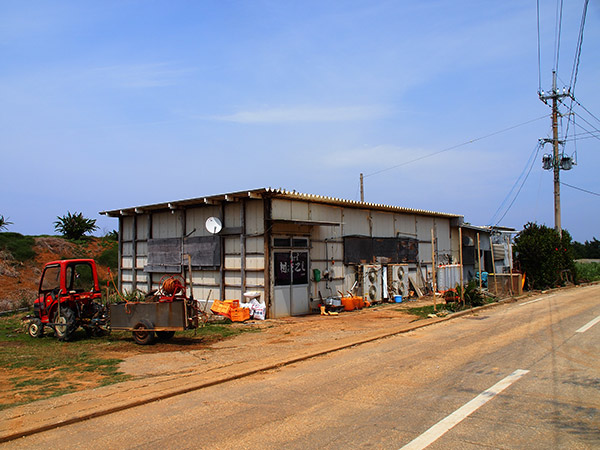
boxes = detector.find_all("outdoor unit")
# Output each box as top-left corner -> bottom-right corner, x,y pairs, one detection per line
362,264 -> 382,303
388,264 -> 409,298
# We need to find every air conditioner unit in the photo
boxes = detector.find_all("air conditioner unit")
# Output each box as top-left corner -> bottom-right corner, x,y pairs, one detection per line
388,264 -> 409,298
362,264 -> 382,303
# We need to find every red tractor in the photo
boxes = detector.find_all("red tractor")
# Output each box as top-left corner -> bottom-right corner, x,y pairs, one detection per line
28,259 -> 108,341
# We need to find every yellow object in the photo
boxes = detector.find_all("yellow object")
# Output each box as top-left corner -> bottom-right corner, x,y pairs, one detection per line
230,307 -> 250,322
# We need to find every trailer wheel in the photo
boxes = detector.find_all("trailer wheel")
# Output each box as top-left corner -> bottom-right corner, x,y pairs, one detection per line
156,330 -> 176,341
54,308 -> 76,341
132,319 -> 156,345
28,319 -> 44,338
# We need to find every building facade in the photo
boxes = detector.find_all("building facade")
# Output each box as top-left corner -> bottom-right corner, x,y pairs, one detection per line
101,188 -> 497,318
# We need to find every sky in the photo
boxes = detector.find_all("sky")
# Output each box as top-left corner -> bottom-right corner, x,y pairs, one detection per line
1,0 -> 599,242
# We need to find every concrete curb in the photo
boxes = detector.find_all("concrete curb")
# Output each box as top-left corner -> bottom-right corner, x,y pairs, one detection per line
0,288 -> 579,443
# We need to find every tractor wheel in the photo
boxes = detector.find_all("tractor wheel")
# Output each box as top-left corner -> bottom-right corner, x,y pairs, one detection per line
156,330 -> 176,341
132,319 -> 156,345
54,307 -> 76,342
28,319 -> 44,338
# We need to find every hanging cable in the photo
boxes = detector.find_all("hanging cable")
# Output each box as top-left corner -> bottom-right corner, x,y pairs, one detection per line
364,115 -> 547,178
553,0 -> 564,73
537,0 -> 542,92
490,143 -> 542,228
488,142 -> 542,227
561,182 -> 600,197
569,0 -> 589,95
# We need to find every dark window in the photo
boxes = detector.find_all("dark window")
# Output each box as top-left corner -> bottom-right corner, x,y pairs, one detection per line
40,266 -> 61,292
66,263 -> 94,292
343,236 -> 419,264
274,251 -> 308,285
292,238 -> 309,248
274,238 -> 291,248
274,252 -> 291,286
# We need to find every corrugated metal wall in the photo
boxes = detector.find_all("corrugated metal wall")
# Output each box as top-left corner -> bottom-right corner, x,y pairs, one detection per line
119,195 -> 457,317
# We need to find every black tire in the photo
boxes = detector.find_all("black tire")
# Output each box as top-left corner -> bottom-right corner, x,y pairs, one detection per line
132,319 -> 156,345
54,307 -> 77,342
28,318 -> 44,338
156,330 -> 176,341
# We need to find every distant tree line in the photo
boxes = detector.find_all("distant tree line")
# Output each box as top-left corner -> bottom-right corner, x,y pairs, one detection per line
572,238 -> 600,259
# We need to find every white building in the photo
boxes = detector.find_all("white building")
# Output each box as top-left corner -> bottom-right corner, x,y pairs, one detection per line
101,188 -> 496,318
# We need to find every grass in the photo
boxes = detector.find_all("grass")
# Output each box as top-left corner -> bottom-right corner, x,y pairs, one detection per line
576,262 -> 600,282
0,310 -> 261,410
402,297 -> 497,320
0,232 -> 36,261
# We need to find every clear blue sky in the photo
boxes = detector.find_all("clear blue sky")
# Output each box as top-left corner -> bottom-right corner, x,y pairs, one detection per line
1,1 -> 599,242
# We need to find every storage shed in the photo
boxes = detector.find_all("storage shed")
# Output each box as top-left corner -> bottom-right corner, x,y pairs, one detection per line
101,188 -> 486,318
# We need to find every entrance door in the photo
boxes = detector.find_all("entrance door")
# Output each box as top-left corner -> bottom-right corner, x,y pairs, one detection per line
273,250 -> 310,316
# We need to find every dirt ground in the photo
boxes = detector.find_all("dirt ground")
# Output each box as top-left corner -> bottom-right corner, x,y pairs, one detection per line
116,299 -> 436,378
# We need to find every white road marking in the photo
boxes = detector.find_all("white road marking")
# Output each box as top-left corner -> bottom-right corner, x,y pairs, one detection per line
576,315 -> 600,333
400,369 -> 530,450
520,295 -> 555,306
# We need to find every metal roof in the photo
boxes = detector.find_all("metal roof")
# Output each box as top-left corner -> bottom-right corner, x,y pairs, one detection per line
100,187 -> 462,219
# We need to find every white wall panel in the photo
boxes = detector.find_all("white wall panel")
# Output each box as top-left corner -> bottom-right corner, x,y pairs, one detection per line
394,214 -> 417,237
224,203 -> 241,228
246,256 -> 264,270
271,199 -> 292,220
342,209 -> 370,236
153,211 -> 180,238
122,242 -> 133,257
136,241 -> 148,256
245,200 -> 264,234
291,201 -> 310,221
136,215 -> 149,240
371,211 -> 395,236
122,216 -> 134,241
121,256 -> 133,269
186,206 -> 221,237
246,237 -> 262,253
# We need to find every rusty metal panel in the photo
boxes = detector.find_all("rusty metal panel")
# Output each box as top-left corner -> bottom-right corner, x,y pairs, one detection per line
110,301 -> 186,330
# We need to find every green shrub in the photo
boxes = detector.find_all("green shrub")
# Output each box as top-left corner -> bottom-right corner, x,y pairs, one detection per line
456,280 -> 485,307
575,262 -> 600,282
513,222 -> 575,290
54,212 -> 99,240
0,233 -> 36,262
97,242 -> 118,270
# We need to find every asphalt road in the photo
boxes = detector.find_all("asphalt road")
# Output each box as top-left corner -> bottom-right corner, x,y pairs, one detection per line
5,285 -> 599,449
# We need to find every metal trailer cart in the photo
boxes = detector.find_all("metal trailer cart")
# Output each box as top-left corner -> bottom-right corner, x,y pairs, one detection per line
110,299 -> 199,345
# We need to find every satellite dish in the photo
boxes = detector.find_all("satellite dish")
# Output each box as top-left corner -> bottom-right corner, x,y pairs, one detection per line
205,217 -> 222,234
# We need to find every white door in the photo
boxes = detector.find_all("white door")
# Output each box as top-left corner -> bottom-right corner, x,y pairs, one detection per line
273,250 -> 310,316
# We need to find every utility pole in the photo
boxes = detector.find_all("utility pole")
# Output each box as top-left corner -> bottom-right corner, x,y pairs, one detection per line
539,70 -> 572,237
360,173 -> 364,202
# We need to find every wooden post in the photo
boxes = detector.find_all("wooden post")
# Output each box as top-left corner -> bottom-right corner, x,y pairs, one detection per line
490,239 -> 498,296
508,234 -> 514,297
431,228 -> 437,311
477,233 -> 482,291
459,227 -> 464,303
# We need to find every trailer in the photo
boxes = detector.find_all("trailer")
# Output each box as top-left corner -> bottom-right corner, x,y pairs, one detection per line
110,298 -> 199,345
27,260 -> 203,345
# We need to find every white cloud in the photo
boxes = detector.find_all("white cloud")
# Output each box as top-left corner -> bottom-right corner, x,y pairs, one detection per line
210,105 -> 389,123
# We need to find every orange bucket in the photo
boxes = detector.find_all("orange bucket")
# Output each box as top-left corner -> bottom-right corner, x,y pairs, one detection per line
341,297 -> 355,311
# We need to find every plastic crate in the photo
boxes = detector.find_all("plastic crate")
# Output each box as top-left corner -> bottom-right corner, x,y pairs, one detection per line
211,300 -> 232,318
230,307 -> 250,322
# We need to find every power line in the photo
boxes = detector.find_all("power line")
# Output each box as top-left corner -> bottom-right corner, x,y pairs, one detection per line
364,115 -> 547,178
569,0 -> 589,96
537,0 -> 542,92
561,181 -> 600,197
553,0 -> 564,73
488,142 -> 542,227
